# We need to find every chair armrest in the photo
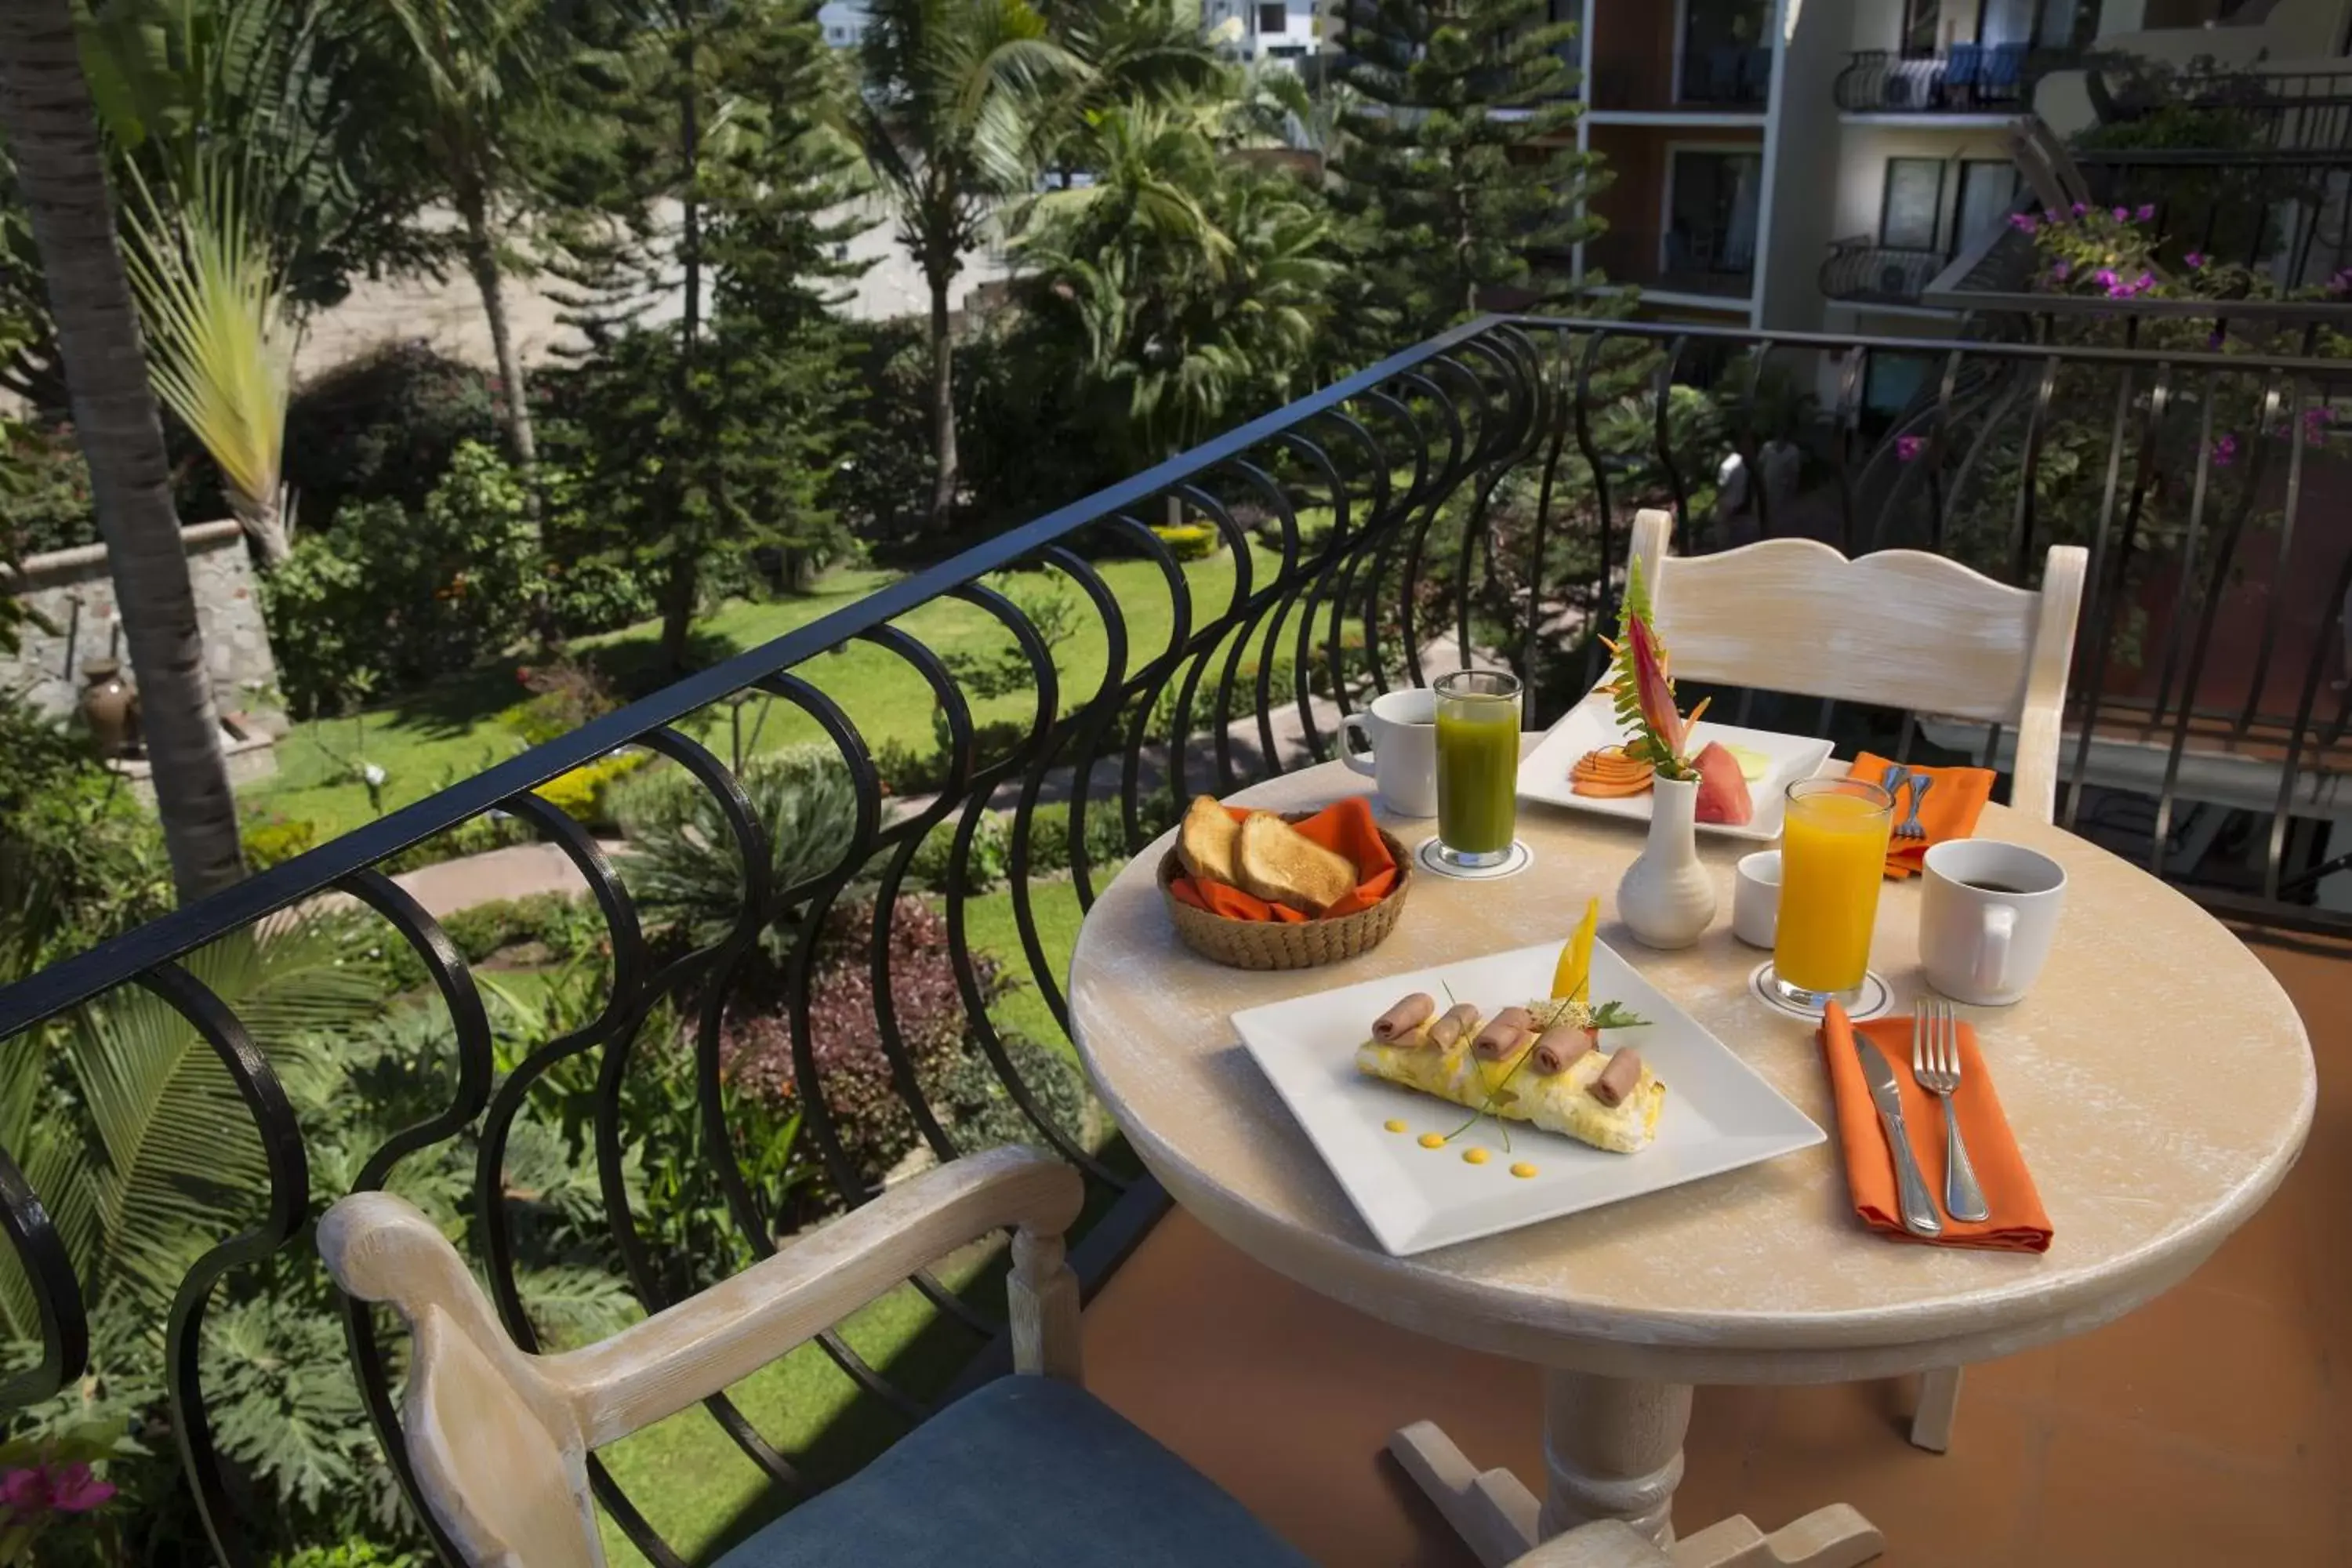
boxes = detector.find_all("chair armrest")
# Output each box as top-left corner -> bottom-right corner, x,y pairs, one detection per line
548,1145 -> 1083,1447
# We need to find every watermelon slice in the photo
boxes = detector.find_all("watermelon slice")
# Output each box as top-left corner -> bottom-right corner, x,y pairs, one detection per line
1692,741 -> 1755,826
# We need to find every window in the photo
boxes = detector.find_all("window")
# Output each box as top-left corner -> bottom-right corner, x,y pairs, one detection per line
1258,3 -> 1286,32
1902,0 -> 1940,54
1664,150 -> 1763,275
1864,351 -> 1937,419
1880,158 -> 1945,252
1953,160 -> 2018,252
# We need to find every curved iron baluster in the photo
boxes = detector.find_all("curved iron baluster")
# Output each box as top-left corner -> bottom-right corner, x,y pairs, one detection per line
2237,376 -> 2317,744
139,960 -> 307,1568
328,868 -> 498,1567
2143,368 -> 2228,735
1650,336 -> 1691,542
1831,343 -> 1866,557
2060,364 -> 2149,829
2154,373 -> 2286,866
1116,519 -> 1193,847
2066,363 -> 2174,841
2007,355 -> 2063,582
0,1147 -> 85,1410
1010,547 -> 1127,1002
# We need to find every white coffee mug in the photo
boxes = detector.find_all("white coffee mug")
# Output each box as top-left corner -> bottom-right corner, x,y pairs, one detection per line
1341,688 -> 1439,817
1732,851 -> 1780,948
1919,840 -> 2068,1006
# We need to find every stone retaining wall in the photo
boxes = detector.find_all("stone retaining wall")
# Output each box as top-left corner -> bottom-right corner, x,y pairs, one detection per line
1,519 -> 282,724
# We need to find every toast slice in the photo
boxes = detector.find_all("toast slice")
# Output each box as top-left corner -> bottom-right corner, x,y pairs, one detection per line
1175,795 -> 1242,887
1234,811 -> 1357,915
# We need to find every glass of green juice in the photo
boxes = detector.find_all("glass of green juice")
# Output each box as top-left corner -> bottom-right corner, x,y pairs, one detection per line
1433,670 -> 1523,869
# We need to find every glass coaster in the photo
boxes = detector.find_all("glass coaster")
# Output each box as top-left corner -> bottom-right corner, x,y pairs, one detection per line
1748,961 -> 1892,1023
1412,837 -> 1533,881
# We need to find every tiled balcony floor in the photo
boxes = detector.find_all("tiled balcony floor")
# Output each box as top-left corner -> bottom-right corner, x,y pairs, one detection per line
1081,931 -> 2351,1566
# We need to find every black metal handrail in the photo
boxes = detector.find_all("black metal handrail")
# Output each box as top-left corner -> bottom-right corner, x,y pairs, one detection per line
1819,236 -> 1950,305
5,316 -> 2352,1563
1835,46 -> 2035,114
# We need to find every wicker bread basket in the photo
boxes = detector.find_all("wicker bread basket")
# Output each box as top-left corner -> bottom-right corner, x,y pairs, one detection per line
1158,811 -> 1412,971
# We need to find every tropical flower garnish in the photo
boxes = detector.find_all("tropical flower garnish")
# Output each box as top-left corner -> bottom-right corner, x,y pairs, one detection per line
1599,557 -> 1709,782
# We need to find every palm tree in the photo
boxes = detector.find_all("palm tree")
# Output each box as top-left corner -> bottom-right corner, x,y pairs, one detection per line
856,0 -> 1079,533
122,154 -> 299,566
1018,96 -> 1336,466
354,0 -> 553,475
0,0 -> 248,902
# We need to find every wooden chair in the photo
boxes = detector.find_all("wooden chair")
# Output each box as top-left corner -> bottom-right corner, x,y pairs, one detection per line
321,1144 -> 1882,1566
1625,509 -> 2088,1449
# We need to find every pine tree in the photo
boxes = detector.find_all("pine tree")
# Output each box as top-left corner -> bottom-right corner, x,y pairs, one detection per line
539,0 -> 872,668
1328,0 -> 1608,346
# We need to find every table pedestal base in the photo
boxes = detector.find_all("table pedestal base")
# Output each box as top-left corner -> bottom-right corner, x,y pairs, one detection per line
1388,1372 -> 1883,1568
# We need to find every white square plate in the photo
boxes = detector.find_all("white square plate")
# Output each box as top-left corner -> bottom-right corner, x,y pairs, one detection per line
1232,940 -> 1824,1255
1515,698 -> 1836,841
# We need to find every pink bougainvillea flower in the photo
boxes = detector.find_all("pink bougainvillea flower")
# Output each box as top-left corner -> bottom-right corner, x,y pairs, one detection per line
2113,206 -> 2131,222
0,1467 -> 46,1514
1896,434 -> 1926,463
2184,251 -> 2206,269
2207,327 -> 2227,350
2009,212 -> 2038,233
2304,407 -> 2333,446
44,1463 -> 114,1514
2212,434 -> 2239,467
2071,201 -> 2088,216
2135,204 -> 2155,221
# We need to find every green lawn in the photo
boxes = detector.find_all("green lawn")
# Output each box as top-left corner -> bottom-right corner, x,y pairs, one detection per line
957,871 -> 1099,1059
251,542 -> 1295,841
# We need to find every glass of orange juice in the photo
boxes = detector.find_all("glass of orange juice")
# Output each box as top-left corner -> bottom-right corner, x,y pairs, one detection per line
1768,777 -> 1895,1011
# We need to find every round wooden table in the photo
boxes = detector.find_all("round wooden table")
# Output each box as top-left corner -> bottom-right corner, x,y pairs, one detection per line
1067,757 -> 2314,1565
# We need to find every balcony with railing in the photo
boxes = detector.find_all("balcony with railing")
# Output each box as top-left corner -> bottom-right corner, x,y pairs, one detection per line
1834,45 -> 2037,115
2,318 -> 2350,1563
1819,237 -> 1951,306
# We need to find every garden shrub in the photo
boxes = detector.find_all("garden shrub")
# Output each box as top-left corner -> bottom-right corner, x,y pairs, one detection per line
505,657 -> 622,747
722,895 -> 1012,1189
531,752 -> 651,830
1014,800 -> 1134,877
379,891 -> 606,991
612,746 -> 862,959
0,695 -> 171,981
270,1541 -> 421,1568
242,815 -> 318,870
1151,522 -> 1221,561
282,341 -> 499,532
931,1030 -> 1090,1152
263,441 -> 541,717
905,811 -> 1009,895
0,423 -> 98,554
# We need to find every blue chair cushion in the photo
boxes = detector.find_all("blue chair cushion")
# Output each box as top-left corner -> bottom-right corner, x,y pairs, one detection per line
713,1375 -> 1315,1568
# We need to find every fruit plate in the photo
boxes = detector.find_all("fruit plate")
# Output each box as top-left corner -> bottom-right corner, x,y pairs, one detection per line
1231,938 -> 1826,1255
1515,693 -> 1835,841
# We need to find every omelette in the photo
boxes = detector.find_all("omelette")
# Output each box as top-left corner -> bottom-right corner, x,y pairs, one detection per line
1355,901 -> 1665,1155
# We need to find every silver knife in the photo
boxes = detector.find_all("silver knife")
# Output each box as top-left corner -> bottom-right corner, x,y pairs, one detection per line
1854,1037 -> 1943,1237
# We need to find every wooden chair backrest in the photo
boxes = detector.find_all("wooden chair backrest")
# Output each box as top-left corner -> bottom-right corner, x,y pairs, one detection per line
321,1193 -> 603,1567
1626,510 -> 2087,822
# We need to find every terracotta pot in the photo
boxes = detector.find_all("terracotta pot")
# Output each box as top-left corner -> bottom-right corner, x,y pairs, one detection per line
78,659 -> 138,758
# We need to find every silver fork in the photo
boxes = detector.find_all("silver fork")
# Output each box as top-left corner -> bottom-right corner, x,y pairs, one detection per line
1895,773 -> 1935,839
1912,999 -> 1988,1222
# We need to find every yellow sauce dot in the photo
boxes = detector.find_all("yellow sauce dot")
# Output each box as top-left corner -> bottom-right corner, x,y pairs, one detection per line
1417,1132 -> 1446,1149
1383,1120 -> 1408,1134
1510,1163 -> 1539,1179
1462,1148 -> 1490,1166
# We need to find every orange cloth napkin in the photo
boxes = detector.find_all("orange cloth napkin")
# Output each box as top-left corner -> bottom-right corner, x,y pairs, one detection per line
1850,753 -> 1995,879
1167,797 -> 1399,924
1818,1002 -> 2052,1252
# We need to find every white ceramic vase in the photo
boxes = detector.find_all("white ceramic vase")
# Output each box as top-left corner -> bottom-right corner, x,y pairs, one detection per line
1616,775 -> 1718,949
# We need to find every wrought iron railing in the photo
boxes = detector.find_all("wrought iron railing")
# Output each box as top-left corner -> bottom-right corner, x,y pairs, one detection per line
2,317 -> 2352,1563
1834,46 -> 2035,114
2084,65 -> 2352,154
1924,150 -> 2352,326
1820,237 -> 1951,306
